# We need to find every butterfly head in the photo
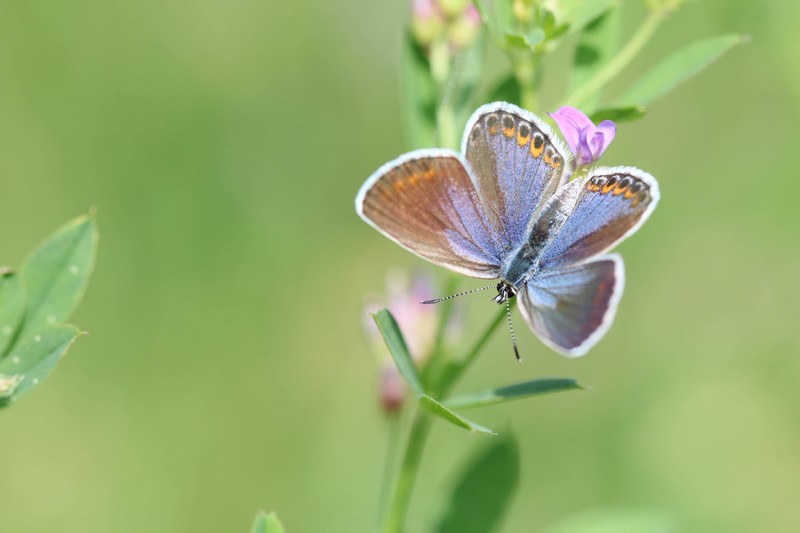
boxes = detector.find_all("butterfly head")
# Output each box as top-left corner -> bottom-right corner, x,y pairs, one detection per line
493,281 -> 517,304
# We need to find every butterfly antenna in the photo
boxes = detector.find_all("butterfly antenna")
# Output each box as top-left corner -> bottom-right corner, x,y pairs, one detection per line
506,300 -> 521,362
421,284 -> 494,305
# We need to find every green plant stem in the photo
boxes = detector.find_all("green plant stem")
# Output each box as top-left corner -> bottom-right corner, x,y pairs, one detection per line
379,304 -> 509,531
511,49 -> 541,112
377,417 -> 402,527
440,302 -> 510,395
566,9 -> 663,109
380,410 -> 434,533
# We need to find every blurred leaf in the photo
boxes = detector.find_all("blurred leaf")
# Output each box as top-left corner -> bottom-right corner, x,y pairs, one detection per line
436,435 -> 519,533
0,324 -> 81,408
615,34 -> 747,106
452,31 -> 488,139
475,0 -> 512,48
445,378 -> 583,409
18,212 -> 98,340
250,511 -> 286,533
571,8 -> 620,107
372,309 -> 424,395
485,74 -> 522,107
556,0 -> 617,37
590,105 -> 647,123
402,32 -> 437,149
504,28 -> 545,50
0,271 -> 26,357
419,394 -> 495,435
541,508 -> 679,533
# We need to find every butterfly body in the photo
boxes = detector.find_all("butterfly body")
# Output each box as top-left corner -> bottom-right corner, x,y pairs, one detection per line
356,102 -> 659,357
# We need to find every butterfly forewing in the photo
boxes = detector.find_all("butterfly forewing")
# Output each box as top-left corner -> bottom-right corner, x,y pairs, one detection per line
463,102 -> 572,251
538,166 -> 659,270
519,255 -> 624,357
356,149 -> 503,279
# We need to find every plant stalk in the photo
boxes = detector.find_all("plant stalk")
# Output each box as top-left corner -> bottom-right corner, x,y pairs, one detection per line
566,10 -> 663,109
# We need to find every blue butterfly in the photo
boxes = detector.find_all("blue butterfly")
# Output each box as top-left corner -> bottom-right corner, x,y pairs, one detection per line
356,102 -> 659,358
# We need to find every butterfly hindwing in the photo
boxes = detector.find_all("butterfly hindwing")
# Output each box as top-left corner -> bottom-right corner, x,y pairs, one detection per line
356,149 -> 503,279
463,102 -> 572,251
518,255 -> 624,357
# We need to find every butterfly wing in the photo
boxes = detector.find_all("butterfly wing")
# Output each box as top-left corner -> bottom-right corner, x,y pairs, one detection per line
518,255 -> 624,357
537,166 -> 660,270
356,149 -> 503,279
463,102 -> 572,251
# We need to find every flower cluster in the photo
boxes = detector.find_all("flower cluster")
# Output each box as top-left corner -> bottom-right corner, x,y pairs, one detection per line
410,0 -> 481,50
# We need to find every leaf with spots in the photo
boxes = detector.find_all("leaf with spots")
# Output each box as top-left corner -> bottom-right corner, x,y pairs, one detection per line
0,271 -> 26,358
18,212 -> 98,341
0,324 -> 82,408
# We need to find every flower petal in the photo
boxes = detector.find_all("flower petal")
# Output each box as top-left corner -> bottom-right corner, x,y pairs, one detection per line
592,120 -> 616,158
577,126 -> 595,166
549,106 -> 594,156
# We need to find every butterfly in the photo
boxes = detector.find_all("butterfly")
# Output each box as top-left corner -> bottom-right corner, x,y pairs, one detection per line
355,102 -> 659,358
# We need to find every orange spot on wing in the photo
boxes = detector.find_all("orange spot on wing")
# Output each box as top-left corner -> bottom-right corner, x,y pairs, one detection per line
530,141 -> 544,158
516,129 -> 531,147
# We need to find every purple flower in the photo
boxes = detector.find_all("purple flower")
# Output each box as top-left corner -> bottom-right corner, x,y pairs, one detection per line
549,106 -> 616,166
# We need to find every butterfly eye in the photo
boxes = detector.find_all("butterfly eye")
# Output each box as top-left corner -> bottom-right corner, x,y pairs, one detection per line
516,122 -> 531,146
531,131 -> 545,157
602,175 -> 619,194
613,177 -> 632,195
624,180 -> 643,199
501,114 -> 515,137
470,125 -> 483,145
485,114 -> 500,135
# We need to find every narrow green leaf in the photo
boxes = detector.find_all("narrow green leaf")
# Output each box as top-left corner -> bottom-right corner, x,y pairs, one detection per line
570,7 -> 620,107
436,435 -> 520,533
0,271 -> 26,357
504,28 -> 545,50
0,324 -> 81,408
445,378 -> 583,409
250,511 -> 286,533
541,508 -> 679,533
419,395 -> 495,435
18,212 -> 98,340
616,34 -> 747,106
589,105 -> 647,123
401,32 -> 437,149
372,309 -> 424,396
555,0 -> 617,37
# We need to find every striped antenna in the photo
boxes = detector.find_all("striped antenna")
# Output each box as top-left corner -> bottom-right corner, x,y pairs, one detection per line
507,300 -> 521,362
421,284 -> 494,305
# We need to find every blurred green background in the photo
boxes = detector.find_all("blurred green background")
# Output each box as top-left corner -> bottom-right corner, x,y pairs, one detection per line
1,1 -> 798,532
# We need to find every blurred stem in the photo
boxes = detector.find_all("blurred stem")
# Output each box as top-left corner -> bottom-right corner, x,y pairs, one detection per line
512,49 -> 541,112
566,9 -> 663,109
440,302 -> 510,395
430,40 -> 459,150
377,417 -> 402,527
380,304 -> 510,532
422,275 -> 460,387
380,409 -> 433,533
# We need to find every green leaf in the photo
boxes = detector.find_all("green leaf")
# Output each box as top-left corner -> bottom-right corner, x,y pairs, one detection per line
372,309 -> 424,396
590,105 -> 647,123
436,435 -> 519,533
18,212 -> 98,340
504,28 -> 545,50
419,394 -> 495,435
0,271 -> 26,357
445,378 -> 583,409
0,324 -> 81,408
541,508 -> 679,533
615,34 -> 747,107
401,32 -> 437,149
555,0 -> 617,37
250,511 -> 286,533
570,8 -> 620,107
